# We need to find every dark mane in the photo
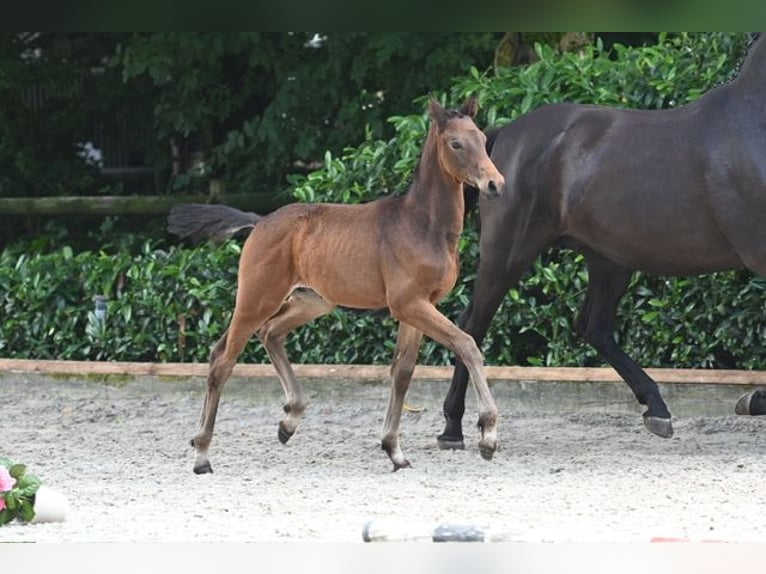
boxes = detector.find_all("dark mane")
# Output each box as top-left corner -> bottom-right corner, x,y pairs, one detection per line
726,32 -> 763,83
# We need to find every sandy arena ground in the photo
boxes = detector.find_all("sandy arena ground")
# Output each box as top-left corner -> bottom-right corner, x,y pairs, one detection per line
1,370 -> 764,543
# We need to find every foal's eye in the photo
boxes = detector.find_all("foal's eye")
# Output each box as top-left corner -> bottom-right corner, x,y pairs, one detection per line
450,141 -> 463,150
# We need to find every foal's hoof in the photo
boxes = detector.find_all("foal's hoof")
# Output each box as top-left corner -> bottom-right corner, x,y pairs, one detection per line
735,389 -> 766,416
643,415 -> 673,438
392,459 -> 412,472
278,422 -> 295,445
193,460 -> 213,475
478,441 -> 496,461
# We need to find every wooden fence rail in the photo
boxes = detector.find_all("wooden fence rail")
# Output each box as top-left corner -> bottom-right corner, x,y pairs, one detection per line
0,192 -> 288,216
2,359 -> 766,385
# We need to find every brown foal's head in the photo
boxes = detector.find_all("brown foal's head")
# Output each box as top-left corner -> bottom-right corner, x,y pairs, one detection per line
428,96 -> 504,199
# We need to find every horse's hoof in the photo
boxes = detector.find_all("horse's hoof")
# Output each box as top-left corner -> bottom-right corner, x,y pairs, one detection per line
644,415 -> 673,438
735,393 -> 751,415
193,461 -> 213,475
278,422 -> 294,445
735,389 -> 766,415
437,419 -> 465,450
436,432 -> 465,451
392,459 -> 412,472
437,438 -> 466,451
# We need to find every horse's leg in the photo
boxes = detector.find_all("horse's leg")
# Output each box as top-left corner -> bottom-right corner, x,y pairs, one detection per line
391,299 -> 498,460
577,250 -> 673,438
438,258 -> 539,449
192,255 -> 295,474
439,221 -> 553,449
192,312 -> 262,474
724,255 -> 766,416
257,289 -> 335,444
381,322 -> 423,471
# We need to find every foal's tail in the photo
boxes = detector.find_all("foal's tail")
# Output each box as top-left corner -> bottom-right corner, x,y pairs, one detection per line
167,203 -> 262,244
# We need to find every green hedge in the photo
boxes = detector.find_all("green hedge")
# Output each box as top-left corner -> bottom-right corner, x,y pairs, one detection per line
4,33 -> 766,369
1,242 -> 236,362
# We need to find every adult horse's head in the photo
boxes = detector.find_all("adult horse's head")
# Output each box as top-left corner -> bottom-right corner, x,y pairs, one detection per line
429,97 -> 505,199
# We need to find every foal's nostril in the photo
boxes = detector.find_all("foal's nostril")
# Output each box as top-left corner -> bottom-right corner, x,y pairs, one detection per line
487,180 -> 500,198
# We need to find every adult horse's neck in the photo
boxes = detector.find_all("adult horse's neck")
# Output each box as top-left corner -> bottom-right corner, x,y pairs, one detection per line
732,34 -> 766,93
404,123 -> 465,234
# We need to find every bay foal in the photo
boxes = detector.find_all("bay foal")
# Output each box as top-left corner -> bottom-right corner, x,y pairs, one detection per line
168,97 -> 504,473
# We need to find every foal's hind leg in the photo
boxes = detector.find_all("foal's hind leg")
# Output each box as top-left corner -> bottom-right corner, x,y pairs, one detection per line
192,315 -> 260,474
257,289 -> 335,444
381,322 -> 423,471
577,251 -> 673,438
192,266 -> 295,474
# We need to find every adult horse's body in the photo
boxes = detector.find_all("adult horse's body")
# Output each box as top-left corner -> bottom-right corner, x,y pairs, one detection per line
168,98 -> 505,473
438,34 -> 766,450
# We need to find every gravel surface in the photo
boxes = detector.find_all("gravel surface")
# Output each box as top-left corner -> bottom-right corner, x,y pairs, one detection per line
1,371 -> 764,543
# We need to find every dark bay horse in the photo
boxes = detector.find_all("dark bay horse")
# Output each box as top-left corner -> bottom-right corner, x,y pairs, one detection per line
168,97 -> 505,473
438,34 -> 766,450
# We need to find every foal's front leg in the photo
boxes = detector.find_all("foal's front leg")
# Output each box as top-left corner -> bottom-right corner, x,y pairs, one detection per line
258,289 -> 334,444
391,299 -> 498,461
381,322 -> 423,471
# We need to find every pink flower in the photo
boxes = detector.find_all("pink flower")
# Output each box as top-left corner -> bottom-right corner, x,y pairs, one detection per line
0,466 -> 15,511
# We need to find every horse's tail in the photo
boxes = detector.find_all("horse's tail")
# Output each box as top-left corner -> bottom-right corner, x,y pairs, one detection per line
464,125 -> 503,214
167,203 -> 262,244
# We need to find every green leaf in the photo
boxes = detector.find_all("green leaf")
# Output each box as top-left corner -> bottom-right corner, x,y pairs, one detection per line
20,499 -> 35,522
9,464 -> 26,480
0,508 -> 13,526
19,476 -> 41,497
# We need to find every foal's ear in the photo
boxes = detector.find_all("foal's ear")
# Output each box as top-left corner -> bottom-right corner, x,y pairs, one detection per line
459,96 -> 479,118
429,99 -> 449,130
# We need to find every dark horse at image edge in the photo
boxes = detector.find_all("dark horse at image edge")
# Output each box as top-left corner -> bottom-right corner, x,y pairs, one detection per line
438,33 -> 766,450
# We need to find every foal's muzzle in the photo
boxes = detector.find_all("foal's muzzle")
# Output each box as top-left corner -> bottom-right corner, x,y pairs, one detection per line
486,179 -> 501,199
469,166 -> 504,200
479,174 -> 504,200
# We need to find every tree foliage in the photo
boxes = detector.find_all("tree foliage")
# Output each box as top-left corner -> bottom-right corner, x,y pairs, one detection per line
0,33 -> 498,247
0,33 -> 146,198
116,32 -> 499,193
